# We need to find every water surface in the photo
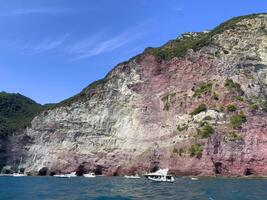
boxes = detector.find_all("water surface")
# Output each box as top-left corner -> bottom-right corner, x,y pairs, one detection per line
0,176 -> 266,200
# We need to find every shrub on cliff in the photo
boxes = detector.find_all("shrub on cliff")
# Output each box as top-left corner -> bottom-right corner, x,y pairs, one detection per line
177,124 -> 188,132
189,144 -> 203,158
227,104 -> 237,112
197,123 -> 215,138
261,101 -> 267,112
161,95 -> 170,111
225,131 -> 243,142
190,104 -> 207,115
230,111 -> 247,129
224,78 -> 244,95
193,82 -> 213,98
212,92 -> 219,100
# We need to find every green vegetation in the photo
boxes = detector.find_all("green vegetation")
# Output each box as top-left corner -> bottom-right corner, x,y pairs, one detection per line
212,92 -> 219,100
173,147 -> 184,156
197,122 -> 215,138
248,98 -> 267,112
230,111 -> 247,129
190,104 -> 207,116
177,124 -> 188,132
235,96 -> 244,102
262,101 -> 267,112
146,14 -> 262,60
249,103 -> 259,110
227,104 -> 237,112
146,32 -> 211,60
189,143 -> 203,158
0,92 -> 43,137
161,95 -> 170,111
225,131 -> 243,142
224,78 -> 244,95
193,82 -> 213,98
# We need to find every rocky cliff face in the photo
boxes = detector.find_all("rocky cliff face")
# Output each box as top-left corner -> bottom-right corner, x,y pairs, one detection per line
0,92 -> 43,172
19,14 -> 267,176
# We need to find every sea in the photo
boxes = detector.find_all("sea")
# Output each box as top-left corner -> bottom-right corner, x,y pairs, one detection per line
0,176 -> 267,200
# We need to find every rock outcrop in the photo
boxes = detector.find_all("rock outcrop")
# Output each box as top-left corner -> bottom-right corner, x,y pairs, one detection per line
11,14 -> 267,176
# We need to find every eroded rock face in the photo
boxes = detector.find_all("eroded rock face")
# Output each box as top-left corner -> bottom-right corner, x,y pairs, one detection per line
17,14 -> 267,176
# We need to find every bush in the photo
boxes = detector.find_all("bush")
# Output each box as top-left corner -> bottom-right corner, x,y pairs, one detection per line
227,104 -> 237,112
230,112 -> 247,129
189,144 -> 203,158
190,104 -> 207,115
177,124 -> 188,132
161,95 -> 169,111
193,82 -> 213,98
225,79 -> 244,95
212,92 -> 219,100
261,101 -> 267,112
249,103 -> 259,110
198,123 -> 215,138
225,131 -> 243,142
235,96 -> 244,102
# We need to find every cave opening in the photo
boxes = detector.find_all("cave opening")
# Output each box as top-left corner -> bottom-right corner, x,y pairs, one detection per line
244,168 -> 253,176
38,167 -> 48,176
49,171 -> 56,176
76,165 -> 86,176
95,165 -> 103,175
214,162 -> 222,174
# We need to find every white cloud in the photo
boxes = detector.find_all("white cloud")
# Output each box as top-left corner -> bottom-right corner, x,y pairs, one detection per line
20,34 -> 69,55
67,23 -> 148,60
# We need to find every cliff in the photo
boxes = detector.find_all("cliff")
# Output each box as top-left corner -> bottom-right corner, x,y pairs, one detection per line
0,92 -> 43,171
8,14 -> 267,176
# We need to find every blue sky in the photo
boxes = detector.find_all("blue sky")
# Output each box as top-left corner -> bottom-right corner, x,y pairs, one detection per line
0,0 -> 266,104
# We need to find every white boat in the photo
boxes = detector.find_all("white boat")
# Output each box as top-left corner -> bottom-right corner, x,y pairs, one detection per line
145,168 -> 175,183
124,174 -> 141,179
54,172 -> 77,178
191,177 -> 199,180
83,173 -> 96,178
12,173 -> 27,177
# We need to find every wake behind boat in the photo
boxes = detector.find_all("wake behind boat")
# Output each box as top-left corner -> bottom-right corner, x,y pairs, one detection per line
83,173 -> 96,178
0,174 -> 13,177
54,172 -> 77,178
145,168 -> 175,183
124,174 -> 140,179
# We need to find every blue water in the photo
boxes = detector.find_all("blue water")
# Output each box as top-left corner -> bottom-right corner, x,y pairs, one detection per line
0,176 -> 267,200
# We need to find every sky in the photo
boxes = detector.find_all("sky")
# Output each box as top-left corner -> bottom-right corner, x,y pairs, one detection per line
0,0 -> 266,104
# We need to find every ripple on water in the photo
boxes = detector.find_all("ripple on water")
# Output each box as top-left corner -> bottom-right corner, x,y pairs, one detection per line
0,177 -> 267,200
